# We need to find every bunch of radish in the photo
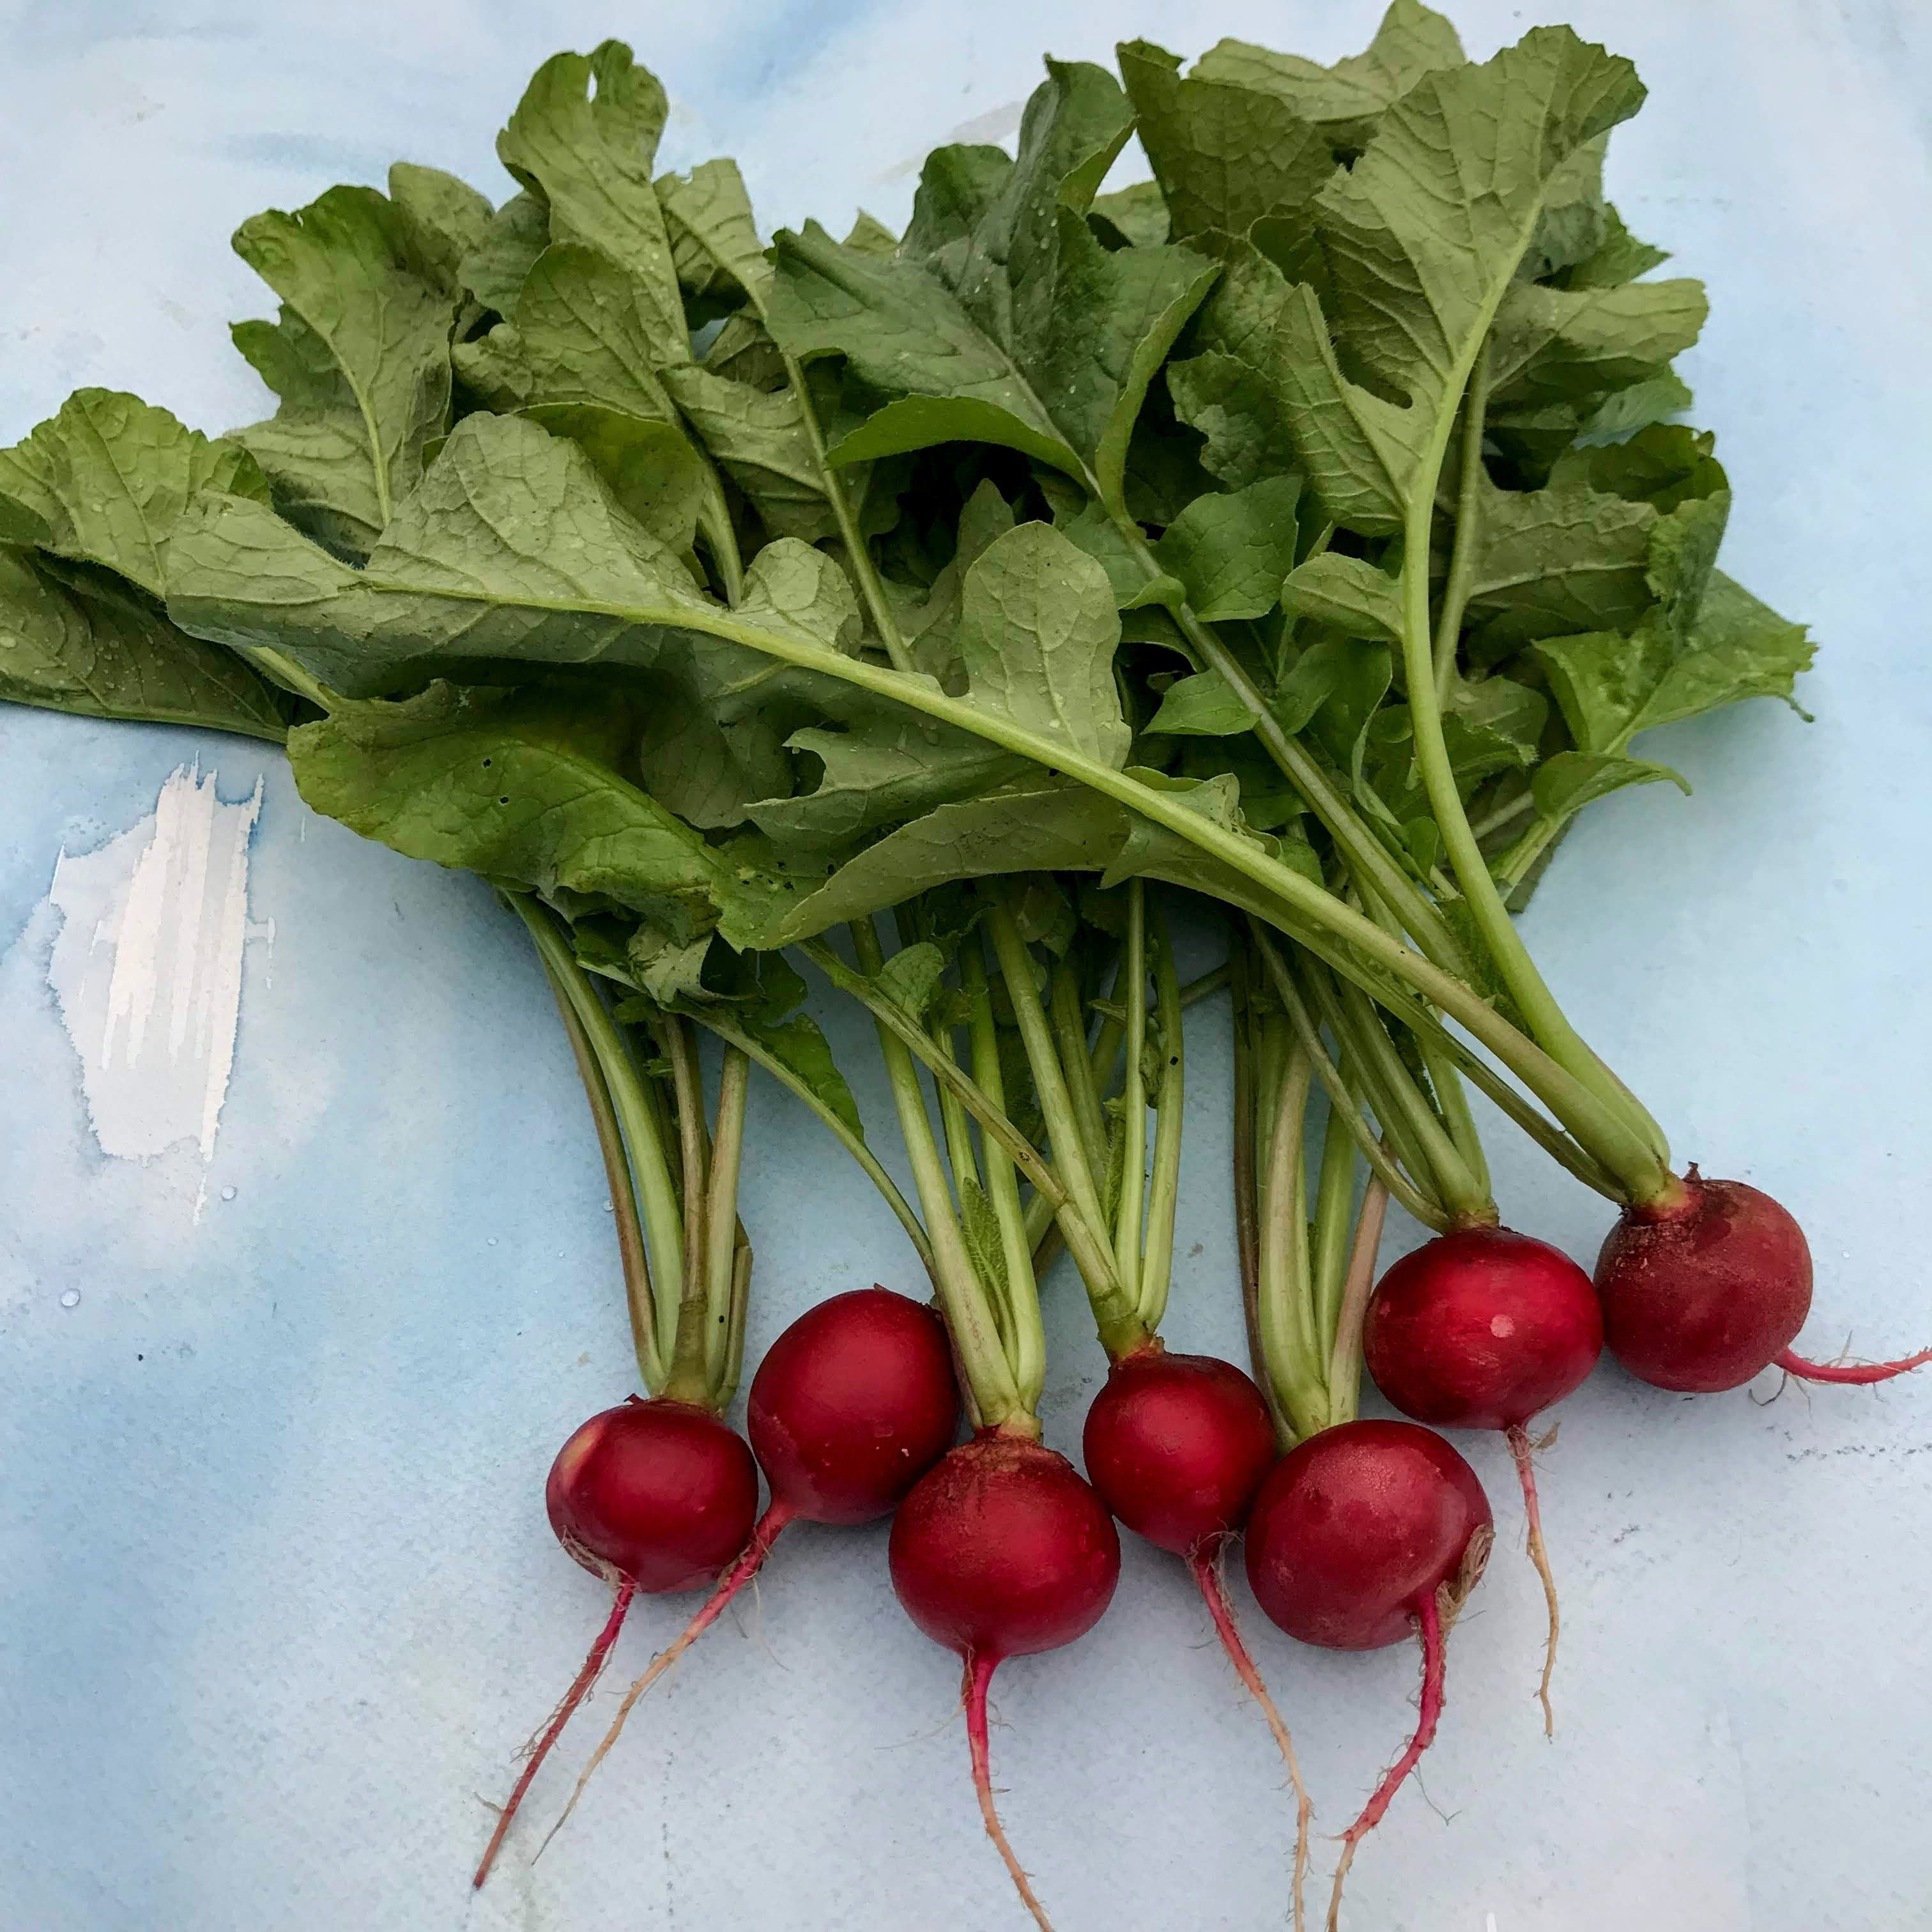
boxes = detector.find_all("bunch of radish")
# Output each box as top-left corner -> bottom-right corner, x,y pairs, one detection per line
6,4 -> 1929,1926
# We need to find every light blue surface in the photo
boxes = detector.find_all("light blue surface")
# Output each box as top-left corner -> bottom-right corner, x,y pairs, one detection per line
3,3 -> 1929,1928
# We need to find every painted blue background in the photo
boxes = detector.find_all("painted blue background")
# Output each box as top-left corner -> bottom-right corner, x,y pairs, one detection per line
3,3 -> 1929,1927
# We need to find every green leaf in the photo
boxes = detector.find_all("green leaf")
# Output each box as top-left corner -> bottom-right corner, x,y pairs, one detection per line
957,523 -> 1130,767
1153,474 -> 1301,620
0,545 -> 295,742
1575,371 -> 1692,446
1532,748 -> 1688,822
388,164 -> 496,298
168,411 -> 717,694
749,705 -> 1022,851
735,1009 -> 866,1140
719,778 -> 1126,949
231,184 -> 457,558
1467,479 -> 1659,644
1280,551 -> 1403,640
660,363 -> 836,541
494,42 -> 685,365
1193,31 -> 1645,540
1632,570 -> 1816,733
1551,422 -> 1728,514
1145,668 -> 1254,737
1118,40 -> 1333,266
1193,3 -> 1466,155
1058,503 -> 1182,611
289,680 -> 723,935
459,191 -> 549,314
1487,279 -> 1706,413
769,60 -> 1218,513
1089,181 -> 1170,249
0,388 -> 270,597
657,157 -> 776,318
1560,204 -> 1671,289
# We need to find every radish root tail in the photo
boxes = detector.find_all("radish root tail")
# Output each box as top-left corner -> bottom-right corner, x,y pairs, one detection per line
473,1575 -> 637,1889
1190,1545 -> 1312,1932
536,1503 -> 793,1865
965,1651 -> 1054,1932
1775,1344 -> 1932,1386
1505,1422 -> 1560,1738
1326,1591 -> 1447,1932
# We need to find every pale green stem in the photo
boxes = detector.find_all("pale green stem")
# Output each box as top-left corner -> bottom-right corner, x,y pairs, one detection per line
848,919 -> 1026,1430
1258,1046 -> 1326,1445
962,937 -> 1046,1413
779,349 -> 914,672
1247,923 -> 1451,1232
658,1015 -> 719,1408
981,894 -> 1150,1360
1051,958 -> 1112,1186
1325,1174 -> 1391,1430
341,574 -> 1668,1197
700,1048 -> 750,1400
1310,1101 -> 1358,1369
1138,899 -> 1185,1335
1114,883 -> 1149,1318
702,1009 -> 936,1280
1432,336 -> 1493,705
509,896 -> 682,1393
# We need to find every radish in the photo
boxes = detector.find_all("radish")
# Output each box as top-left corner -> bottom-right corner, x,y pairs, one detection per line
1234,927 -> 1505,1931
1245,1419 -> 1493,1927
474,900 -> 764,1887
1363,1225 -> 1602,1731
777,903 -> 1133,1929
974,880 -> 1321,1921
542,1287 -> 960,1843
889,1432 -> 1120,1929
1595,1168 -> 1931,1393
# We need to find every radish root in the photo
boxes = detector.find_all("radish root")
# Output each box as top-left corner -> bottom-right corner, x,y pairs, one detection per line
1775,1345 -> 1932,1386
473,1575 -> 636,1889
1189,1546 -> 1312,1932
1505,1423 -> 1561,1736
965,1652 -> 1054,1932
1326,1590 -> 1447,1932
537,1503 -> 794,1862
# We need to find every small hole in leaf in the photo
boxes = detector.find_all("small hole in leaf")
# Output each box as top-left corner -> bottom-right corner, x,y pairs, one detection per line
498,796 -> 510,806
481,757 -> 492,768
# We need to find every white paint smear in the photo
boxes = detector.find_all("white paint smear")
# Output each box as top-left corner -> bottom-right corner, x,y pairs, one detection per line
45,763 -> 268,1162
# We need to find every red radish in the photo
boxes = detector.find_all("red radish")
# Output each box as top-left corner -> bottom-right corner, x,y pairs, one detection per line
1082,1345 -> 1312,1899
539,1287 -> 961,1851
473,1397 -> 759,1885
1595,1169 -> 1932,1393
1363,1225 -> 1601,1731
889,1432 -> 1121,1931
1245,1420 -> 1493,1932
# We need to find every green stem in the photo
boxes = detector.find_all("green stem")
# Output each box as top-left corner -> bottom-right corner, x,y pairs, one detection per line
962,935 -> 1046,1413
1138,898 -> 1185,1334
1325,1174 -> 1390,1430
1395,341 -> 1672,1190
1432,337 -> 1492,705
848,919 -> 1027,1432
779,349 -> 914,673
515,900 -> 659,1390
701,1009 -> 937,1281
1114,512 -> 1466,976
238,645 -> 335,712
508,896 -> 683,1394
981,893 -> 1149,1360
1051,956 -> 1112,1186
1257,1045 -> 1326,1445
1247,923 -> 1451,1232
343,575 -> 1668,1197
1310,1101 -> 1358,1372
1229,942 -> 1282,1439
700,1048 -> 750,1401
1113,884 -> 1149,1317
658,1015 -> 719,1408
